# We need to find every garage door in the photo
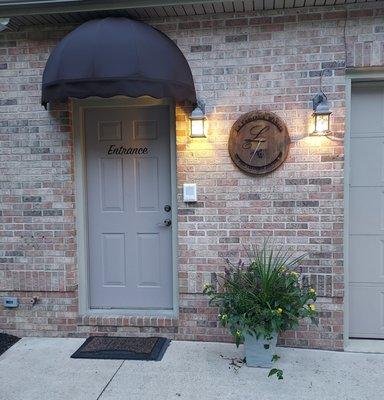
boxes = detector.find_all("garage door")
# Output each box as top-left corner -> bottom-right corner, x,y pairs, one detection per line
349,83 -> 384,339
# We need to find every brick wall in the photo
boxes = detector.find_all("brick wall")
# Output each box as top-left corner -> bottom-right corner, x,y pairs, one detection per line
0,3 -> 383,349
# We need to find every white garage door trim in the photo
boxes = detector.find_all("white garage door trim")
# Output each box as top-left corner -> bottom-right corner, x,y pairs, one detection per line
344,70 -> 384,350
72,97 -> 179,317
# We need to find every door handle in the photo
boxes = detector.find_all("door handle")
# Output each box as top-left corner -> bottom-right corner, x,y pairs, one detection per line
163,219 -> 172,227
157,219 -> 172,227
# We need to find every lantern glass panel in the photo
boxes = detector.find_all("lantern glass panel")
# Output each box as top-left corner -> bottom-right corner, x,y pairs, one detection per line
314,114 -> 330,134
191,119 -> 205,137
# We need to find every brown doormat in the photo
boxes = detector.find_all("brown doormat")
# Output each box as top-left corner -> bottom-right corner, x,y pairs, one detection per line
71,336 -> 170,361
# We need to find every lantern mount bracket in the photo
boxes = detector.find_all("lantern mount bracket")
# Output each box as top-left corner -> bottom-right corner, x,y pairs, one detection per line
312,90 -> 328,112
195,99 -> 205,114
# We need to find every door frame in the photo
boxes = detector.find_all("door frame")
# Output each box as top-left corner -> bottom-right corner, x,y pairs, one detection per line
71,96 -> 179,317
344,69 -> 384,349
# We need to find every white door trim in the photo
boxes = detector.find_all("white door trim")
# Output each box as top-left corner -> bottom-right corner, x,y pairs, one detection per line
71,96 -> 179,317
344,70 -> 384,349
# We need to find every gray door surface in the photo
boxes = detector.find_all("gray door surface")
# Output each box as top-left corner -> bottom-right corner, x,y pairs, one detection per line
349,83 -> 384,338
84,105 -> 173,309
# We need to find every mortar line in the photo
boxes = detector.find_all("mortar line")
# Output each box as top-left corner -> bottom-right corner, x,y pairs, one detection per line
96,360 -> 125,400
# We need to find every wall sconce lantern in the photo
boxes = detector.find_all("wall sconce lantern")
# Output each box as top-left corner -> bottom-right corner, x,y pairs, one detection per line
189,101 -> 207,138
312,91 -> 332,135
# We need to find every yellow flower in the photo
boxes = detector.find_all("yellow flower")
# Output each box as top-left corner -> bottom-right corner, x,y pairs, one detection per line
203,283 -> 210,290
279,266 -> 286,272
221,314 -> 228,320
290,271 -> 299,277
236,330 -> 241,336
308,304 -> 316,311
276,308 -> 283,315
309,288 -> 316,294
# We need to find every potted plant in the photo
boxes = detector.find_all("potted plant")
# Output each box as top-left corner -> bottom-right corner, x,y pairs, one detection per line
203,242 -> 317,379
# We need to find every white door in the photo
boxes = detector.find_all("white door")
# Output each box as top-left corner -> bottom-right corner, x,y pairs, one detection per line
84,105 -> 173,310
349,83 -> 384,338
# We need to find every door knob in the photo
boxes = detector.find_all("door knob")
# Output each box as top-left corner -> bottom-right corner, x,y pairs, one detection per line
156,219 -> 172,227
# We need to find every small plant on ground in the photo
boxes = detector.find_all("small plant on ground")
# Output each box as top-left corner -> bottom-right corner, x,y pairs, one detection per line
203,241 -> 317,379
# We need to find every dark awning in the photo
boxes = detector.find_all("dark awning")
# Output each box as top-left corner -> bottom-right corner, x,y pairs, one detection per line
41,17 -> 196,108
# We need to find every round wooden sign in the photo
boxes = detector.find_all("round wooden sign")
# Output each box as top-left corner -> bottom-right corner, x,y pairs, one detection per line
228,111 -> 290,175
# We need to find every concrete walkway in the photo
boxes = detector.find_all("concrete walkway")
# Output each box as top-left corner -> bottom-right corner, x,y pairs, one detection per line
0,338 -> 383,400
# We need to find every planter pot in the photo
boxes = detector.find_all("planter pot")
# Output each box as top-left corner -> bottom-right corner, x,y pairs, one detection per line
244,333 -> 278,368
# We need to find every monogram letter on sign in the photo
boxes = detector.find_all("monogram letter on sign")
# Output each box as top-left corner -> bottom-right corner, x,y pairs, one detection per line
228,111 -> 290,175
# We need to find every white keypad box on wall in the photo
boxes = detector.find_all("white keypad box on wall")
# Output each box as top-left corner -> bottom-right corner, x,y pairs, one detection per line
183,183 -> 197,202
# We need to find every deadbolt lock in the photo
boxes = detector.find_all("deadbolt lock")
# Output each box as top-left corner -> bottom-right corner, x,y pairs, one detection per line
164,205 -> 171,212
